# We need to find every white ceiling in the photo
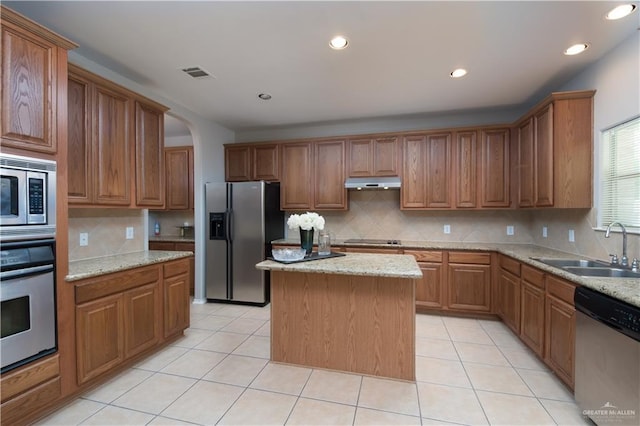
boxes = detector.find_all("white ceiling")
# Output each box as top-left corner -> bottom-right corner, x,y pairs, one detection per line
5,1 -> 639,132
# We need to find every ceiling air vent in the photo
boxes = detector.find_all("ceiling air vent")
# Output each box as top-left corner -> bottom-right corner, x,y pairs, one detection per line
181,67 -> 213,79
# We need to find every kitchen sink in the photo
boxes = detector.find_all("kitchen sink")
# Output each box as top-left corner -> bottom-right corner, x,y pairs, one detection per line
563,267 -> 640,278
531,258 -> 609,268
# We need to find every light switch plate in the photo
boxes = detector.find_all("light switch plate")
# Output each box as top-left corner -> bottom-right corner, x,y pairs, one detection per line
126,227 -> 134,239
569,229 -> 575,242
79,232 -> 88,246
542,226 -> 548,238
443,224 -> 451,234
507,225 -> 514,236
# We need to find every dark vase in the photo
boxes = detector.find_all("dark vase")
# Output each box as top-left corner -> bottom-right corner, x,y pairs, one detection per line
299,228 -> 314,255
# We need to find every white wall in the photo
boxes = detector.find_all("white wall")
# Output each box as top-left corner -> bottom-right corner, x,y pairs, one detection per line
69,52 -> 234,303
164,135 -> 193,147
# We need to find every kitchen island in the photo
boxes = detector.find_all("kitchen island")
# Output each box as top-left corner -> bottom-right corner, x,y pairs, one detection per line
256,252 -> 422,381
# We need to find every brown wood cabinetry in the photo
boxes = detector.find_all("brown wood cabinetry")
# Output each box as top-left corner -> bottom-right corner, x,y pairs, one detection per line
67,64 -> 167,207
404,250 -> 444,309
224,143 -> 280,182
516,91 -> 594,208
545,275 -> 576,389
0,7 -> 76,154
74,258 -> 191,385
281,140 -> 346,210
497,255 -> 521,333
520,265 -> 545,356
480,128 -> 510,207
447,252 -> 492,312
454,131 -> 478,208
165,146 -> 194,210
347,136 -> 399,177
149,241 -> 195,295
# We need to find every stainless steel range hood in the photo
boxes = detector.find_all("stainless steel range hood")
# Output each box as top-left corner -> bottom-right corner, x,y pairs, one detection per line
344,177 -> 401,190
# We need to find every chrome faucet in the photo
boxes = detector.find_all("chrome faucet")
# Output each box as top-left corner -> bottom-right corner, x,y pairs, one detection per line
605,221 -> 628,267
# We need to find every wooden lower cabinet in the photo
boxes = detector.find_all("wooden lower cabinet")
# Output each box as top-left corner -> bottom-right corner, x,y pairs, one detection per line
149,241 -> 195,295
74,258 -> 191,385
520,265 -> 545,356
404,250 -> 444,309
447,252 -> 492,312
498,268 -> 521,333
545,276 -> 576,389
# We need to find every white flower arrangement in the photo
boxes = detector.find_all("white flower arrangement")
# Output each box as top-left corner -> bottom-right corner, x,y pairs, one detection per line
287,212 -> 325,231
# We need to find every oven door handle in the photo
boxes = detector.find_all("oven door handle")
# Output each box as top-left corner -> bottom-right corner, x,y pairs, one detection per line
0,264 -> 54,281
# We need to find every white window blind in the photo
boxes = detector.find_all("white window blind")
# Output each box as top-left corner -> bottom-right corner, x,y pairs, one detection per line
600,116 -> 640,229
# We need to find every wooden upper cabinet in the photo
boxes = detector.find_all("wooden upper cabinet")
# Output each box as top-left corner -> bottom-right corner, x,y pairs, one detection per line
165,146 -> 194,210
68,73 -> 92,203
314,139 -> 347,210
401,135 -> 427,208
225,145 -> 251,181
516,91 -> 594,209
454,131 -> 478,208
225,143 -> 279,182
517,118 -> 535,207
93,83 -> 132,205
348,136 -> 399,177
134,101 -> 165,207
0,7 -> 76,154
281,142 -> 313,210
425,133 -> 451,208
68,64 -> 168,207
480,128 -> 510,207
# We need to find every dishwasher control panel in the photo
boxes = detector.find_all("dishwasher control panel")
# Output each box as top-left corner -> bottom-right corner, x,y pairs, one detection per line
575,286 -> 640,342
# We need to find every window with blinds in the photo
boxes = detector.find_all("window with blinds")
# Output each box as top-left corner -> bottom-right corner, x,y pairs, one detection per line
599,116 -> 640,230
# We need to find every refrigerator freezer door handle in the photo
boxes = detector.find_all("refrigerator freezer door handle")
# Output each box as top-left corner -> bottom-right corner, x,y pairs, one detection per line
226,210 -> 233,242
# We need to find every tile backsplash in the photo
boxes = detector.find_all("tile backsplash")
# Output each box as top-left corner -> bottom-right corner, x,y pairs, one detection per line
68,209 -> 145,261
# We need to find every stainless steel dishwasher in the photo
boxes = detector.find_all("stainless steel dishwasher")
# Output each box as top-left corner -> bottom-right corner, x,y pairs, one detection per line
574,286 -> 639,425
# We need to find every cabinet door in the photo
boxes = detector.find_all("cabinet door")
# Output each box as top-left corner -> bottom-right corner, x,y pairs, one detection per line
521,281 -> 545,356
93,83 -> 131,205
314,139 -> 346,210
165,147 -> 194,210
0,24 -> 58,153
76,294 -> 124,384
281,142 -> 313,210
480,129 -> 510,207
518,118 -> 535,207
225,145 -> 251,181
498,269 -> 521,333
164,271 -> 190,338
534,104 -> 554,206
545,295 -> 575,388
416,262 -> 444,308
401,135 -> 427,208
135,101 -> 165,207
348,138 -> 373,177
123,282 -> 160,358
447,263 -> 491,312
425,133 -> 451,208
68,73 -> 92,203
373,137 -> 399,176
252,144 -> 280,181
454,131 -> 477,208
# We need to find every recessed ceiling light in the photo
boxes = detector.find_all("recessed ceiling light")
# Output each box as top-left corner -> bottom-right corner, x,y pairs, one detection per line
606,4 -> 637,20
450,68 -> 468,78
258,93 -> 272,100
564,43 -> 589,55
329,36 -> 348,50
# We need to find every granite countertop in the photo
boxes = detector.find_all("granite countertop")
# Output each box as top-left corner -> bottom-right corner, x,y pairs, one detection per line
272,239 -> 640,308
256,253 -> 423,279
67,250 -> 193,282
149,236 -> 195,243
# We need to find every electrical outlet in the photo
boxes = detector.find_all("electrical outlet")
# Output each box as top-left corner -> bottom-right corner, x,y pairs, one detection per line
443,224 -> 451,234
506,225 -> 514,236
542,226 -> 548,238
126,227 -> 134,239
569,229 -> 575,242
79,232 -> 89,246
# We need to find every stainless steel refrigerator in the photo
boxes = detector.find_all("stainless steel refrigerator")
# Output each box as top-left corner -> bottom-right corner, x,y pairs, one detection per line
205,181 -> 283,305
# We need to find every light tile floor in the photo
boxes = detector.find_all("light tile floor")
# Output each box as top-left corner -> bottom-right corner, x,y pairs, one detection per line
37,303 -> 590,425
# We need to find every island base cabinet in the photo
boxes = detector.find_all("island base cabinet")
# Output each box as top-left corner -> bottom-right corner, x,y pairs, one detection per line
270,271 -> 415,381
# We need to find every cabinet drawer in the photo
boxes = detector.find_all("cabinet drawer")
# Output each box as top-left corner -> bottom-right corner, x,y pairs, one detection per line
404,250 -> 443,262
546,275 -> 576,305
164,258 -> 190,278
522,265 -> 545,289
0,377 -> 61,425
174,243 -> 195,252
75,266 -> 160,304
499,255 -> 521,276
448,251 -> 491,265
0,354 -> 59,403
149,242 -> 175,251
345,247 -> 402,254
